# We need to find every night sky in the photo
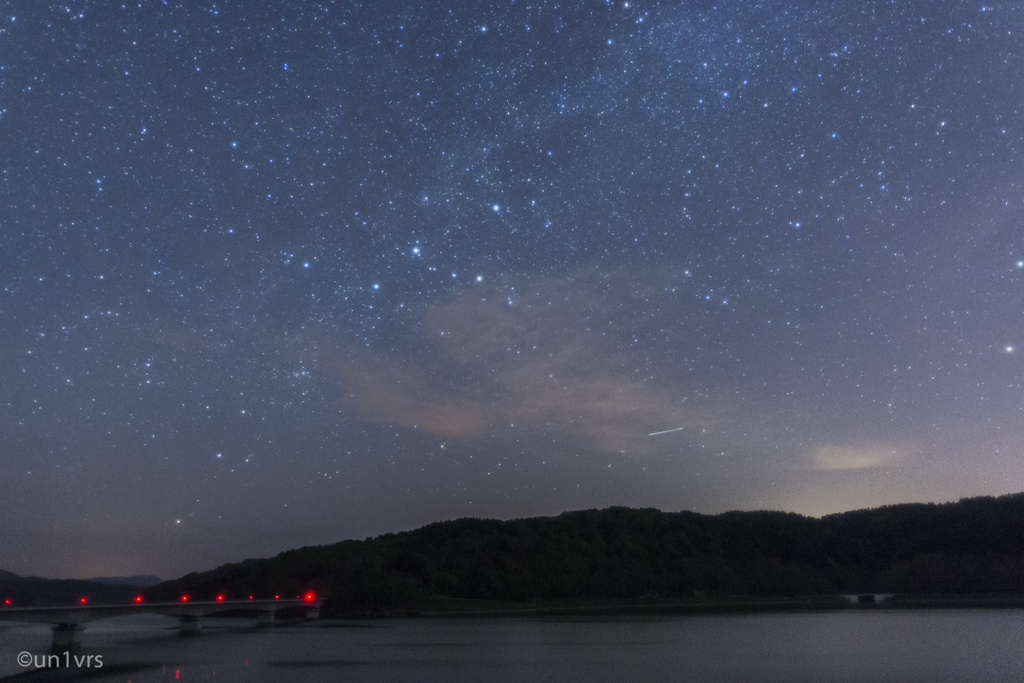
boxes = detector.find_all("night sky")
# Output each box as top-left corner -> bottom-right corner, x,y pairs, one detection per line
3,2 -> 1023,580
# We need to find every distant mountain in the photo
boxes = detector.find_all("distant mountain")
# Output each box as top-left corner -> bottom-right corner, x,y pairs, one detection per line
147,493 -> 1024,616
85,575 -> 161,587
0,576 -> 139,606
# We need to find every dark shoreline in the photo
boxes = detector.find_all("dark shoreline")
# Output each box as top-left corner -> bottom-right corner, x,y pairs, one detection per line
318,594 -> 1024,620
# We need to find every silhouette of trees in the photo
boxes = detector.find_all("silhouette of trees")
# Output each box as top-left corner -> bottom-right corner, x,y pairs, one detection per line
144,493 -> 1024,615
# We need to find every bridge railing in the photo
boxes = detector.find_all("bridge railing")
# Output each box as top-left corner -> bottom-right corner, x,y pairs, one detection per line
0,596 -> 324,647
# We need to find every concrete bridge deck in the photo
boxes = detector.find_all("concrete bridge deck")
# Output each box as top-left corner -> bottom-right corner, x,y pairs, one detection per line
0,597 -> 323,648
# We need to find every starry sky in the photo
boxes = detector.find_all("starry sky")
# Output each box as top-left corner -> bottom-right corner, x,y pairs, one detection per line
2,1 -> 1023,579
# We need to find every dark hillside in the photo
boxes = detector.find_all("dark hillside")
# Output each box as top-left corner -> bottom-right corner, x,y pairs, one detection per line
145,493 -> 1024,615
0,576 -> 139,606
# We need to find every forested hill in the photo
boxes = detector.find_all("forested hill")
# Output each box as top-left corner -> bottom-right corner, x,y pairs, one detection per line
147,494 -> 1024,614
0,575 -> 139,606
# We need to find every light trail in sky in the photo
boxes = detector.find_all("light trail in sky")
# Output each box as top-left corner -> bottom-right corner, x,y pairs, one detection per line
648,427 -> 686,437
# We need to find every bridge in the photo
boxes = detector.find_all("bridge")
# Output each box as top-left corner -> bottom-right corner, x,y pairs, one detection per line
0,595 -> 323,648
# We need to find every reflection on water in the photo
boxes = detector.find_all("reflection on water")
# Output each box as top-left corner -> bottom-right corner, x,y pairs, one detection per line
2,610 -> 1023,682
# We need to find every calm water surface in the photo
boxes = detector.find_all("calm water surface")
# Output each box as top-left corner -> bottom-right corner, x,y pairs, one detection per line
1,610 -> 1022,682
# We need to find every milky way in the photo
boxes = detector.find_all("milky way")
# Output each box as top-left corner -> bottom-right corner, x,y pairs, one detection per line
2,2 -> 1022,578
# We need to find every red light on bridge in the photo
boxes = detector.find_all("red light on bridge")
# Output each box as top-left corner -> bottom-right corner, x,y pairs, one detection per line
79,597 -> 88,604
134,595 -> 143,603
274,594 -> 280,600
3,599 -> 10,605
303,592 -> 315,602
216,594 -> 225,601
180,595 -> 189,602
248,595 -> 253,600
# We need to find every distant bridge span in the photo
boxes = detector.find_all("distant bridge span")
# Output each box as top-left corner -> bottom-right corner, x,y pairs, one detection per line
0,598 -> 323,648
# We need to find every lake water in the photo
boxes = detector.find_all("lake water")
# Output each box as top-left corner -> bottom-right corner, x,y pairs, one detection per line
2,610 -> 1023,681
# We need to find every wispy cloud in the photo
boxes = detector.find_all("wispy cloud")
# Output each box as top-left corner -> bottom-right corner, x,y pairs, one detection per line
339,359 -> 485,438
812,444 -> 903,470
306,269 -> 723,453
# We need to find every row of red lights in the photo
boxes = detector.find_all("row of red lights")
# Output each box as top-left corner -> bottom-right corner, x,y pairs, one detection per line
173,592 -> 316,603
2,597 -> 94,606
2,592 -> 315,606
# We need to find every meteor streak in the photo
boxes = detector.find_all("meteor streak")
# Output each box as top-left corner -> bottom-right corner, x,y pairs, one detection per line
648,427 -> 686,436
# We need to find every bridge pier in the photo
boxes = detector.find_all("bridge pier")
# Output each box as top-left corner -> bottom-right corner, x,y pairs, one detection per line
257,610 -> 275,627
51,624 -> 84,649
178,615 -> 202,635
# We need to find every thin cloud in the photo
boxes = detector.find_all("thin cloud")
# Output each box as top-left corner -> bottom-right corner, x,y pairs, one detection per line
812,444 -> 902,470
310,270 -> 724,453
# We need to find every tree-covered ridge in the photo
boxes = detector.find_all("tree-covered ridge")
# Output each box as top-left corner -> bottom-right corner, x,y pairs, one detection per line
146,494 -> 1024,614
0,576 -> 139,607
